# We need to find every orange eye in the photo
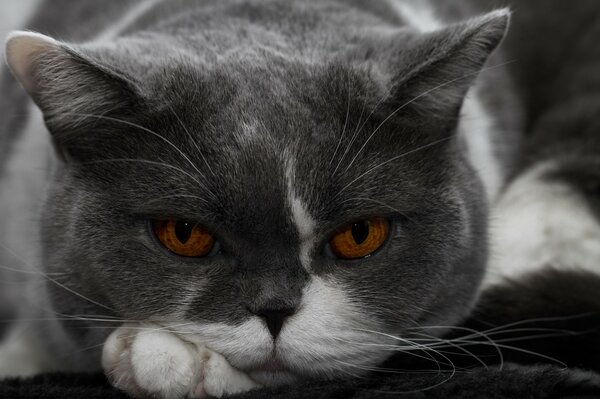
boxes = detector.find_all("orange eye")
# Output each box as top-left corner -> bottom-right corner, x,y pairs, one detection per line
329,218 -> 389,260
153,219 -> 215,257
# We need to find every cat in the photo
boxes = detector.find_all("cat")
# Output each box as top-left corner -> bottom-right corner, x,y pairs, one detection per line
0,0 -> 598,398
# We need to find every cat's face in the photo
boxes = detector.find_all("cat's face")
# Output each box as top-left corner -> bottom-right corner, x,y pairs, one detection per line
6,9 -> 507,385
42,61 -> 487,383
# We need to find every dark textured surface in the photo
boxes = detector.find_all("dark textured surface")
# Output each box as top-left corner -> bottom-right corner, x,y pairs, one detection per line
2,365 -> 600,399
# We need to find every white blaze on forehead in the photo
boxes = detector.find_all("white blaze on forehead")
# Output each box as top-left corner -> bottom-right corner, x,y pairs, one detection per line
284,156 -> 317,270
485,161 -> 600,287
233,121 -> 262,146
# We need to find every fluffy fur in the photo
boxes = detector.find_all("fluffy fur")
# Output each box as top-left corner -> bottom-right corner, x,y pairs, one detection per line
1,0 -> 599,398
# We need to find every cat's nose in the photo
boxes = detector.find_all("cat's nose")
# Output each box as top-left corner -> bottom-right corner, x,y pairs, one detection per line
254,307 -> 296,339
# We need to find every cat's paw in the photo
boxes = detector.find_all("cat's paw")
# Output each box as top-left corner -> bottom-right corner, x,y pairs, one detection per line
102,323 -> 261,399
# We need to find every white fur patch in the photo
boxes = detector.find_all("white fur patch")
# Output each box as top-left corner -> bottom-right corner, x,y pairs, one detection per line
459,91 -> 503,201
284,157 -> 316,270
387,1 -> 503,201
175,277 -> 391,385
0,103 -> 50,272
276,276 -> 393,378
234,121 -> 261,146
485,162 -> 600,287
388,0 -> 442,32
0,324 -> 57,378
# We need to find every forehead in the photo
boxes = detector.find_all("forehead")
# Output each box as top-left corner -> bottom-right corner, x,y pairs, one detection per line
103,59 -> 449,235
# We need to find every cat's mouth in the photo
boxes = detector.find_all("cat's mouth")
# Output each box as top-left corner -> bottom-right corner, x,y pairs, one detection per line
241,354 -> 299,387
246,354 -> 301,385
257,357 -> 287,372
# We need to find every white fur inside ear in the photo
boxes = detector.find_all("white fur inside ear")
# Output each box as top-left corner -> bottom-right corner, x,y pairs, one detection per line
5,31 -> 60,94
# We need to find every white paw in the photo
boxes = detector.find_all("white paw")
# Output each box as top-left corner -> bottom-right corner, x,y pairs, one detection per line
102,323 -> 261,399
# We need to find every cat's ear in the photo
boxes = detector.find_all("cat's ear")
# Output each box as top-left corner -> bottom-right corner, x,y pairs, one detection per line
382,9 -> 510,126
5,31 -> 141,143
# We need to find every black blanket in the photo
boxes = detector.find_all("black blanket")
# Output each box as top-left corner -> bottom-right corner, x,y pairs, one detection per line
2,365 -> 600,399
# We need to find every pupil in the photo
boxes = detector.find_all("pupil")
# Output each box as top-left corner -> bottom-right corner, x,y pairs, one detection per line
174,222 -> 193,244
351,221 -> 370,245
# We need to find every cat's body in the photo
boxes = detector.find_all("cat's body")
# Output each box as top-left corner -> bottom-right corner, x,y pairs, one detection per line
0,0 -> 598,398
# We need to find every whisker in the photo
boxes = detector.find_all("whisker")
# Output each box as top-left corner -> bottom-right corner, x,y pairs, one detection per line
416,335 -> 490,370
0,243 -> 116,313
433,338 -> 569,369
328,71 -> 353,168
406,325 -> 504,368
331,91 -> 374,176
339,197 -> 415,223
77,158 -> 206,191
332,359 -> 461,374
0,263 -> 66,277
333,137 -> 452,199
64,322 -> 199,358
354,335 -> 458,394
348,328 -> 462,374
332,336 -> 450,370
341,60 -> 516,177
489,332 -> 583,344
409,317 -> 588,343
342,127 -> 404,174
0,242 -> 63,275
136,193 -> 212,213
168,106 -> 217,179
60,112 -> 206,180
468,314 -> 594,336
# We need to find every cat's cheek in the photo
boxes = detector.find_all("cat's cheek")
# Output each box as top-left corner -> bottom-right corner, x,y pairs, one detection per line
102,324 -> 261,399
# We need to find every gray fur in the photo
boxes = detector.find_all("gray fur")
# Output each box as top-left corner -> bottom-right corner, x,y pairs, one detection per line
1,0 -> 511,382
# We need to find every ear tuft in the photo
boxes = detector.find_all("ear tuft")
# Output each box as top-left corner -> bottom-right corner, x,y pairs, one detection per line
5,31 -> 62,95
479,7 -> 511,25
462,8 -> 511,54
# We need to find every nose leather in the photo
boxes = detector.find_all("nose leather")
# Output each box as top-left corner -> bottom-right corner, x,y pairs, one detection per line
254,307 -> 296,339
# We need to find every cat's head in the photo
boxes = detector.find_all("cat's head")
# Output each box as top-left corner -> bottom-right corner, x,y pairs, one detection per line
5,7 -> 508,384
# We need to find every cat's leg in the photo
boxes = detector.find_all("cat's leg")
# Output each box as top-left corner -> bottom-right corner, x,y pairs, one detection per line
102,323 -> 261,399
0,323 -> 58,377
485,161 -> 600,287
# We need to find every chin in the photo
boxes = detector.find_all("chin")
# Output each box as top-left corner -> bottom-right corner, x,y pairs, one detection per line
248,370 -> 300,386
